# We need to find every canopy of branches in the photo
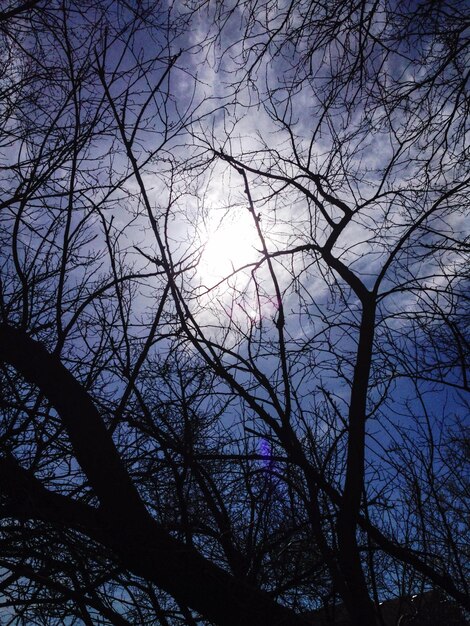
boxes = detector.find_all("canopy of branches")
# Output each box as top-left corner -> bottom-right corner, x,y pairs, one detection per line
0,1 -> 468,625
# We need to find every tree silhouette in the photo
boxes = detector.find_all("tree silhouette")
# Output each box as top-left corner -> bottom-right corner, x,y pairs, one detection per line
0,1 -> 468,625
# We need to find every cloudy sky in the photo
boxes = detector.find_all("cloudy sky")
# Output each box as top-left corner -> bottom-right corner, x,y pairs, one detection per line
0,1 -> 468,616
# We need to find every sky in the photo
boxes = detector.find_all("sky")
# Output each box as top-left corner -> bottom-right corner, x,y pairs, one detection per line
0,0 -> 469,618
3,0 -> 468,509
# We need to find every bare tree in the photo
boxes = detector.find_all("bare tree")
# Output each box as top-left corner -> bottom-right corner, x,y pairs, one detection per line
0,1 -> 469,625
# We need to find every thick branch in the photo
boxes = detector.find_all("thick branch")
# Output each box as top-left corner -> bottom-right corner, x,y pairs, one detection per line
0,324 -> 313,626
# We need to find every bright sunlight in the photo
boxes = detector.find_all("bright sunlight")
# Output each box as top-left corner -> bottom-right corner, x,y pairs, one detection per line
198,208 -> 260,285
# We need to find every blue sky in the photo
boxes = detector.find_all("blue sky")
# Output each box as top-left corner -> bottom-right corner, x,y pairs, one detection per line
0,0 -> 469,620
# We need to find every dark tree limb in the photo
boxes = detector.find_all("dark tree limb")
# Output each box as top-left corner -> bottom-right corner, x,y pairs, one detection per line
0,324 -> 313,626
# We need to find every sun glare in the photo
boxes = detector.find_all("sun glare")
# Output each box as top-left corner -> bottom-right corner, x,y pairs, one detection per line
199,209 -> 260,285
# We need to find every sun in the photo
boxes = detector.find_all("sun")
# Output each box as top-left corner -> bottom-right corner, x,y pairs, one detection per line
198,208 -> 260,285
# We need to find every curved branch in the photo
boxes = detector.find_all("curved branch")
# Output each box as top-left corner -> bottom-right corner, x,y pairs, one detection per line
0,324 -> 314,626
